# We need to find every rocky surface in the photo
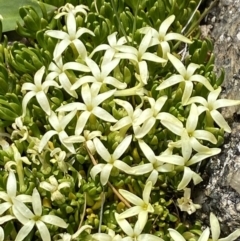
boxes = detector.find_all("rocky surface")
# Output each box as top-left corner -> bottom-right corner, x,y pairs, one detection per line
195,0 -> 240,237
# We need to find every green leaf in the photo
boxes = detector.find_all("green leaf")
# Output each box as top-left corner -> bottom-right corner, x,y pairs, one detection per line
0,0 -> 55,32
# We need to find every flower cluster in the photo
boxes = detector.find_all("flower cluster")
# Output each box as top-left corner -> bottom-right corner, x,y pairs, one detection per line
0,1 -> 240,241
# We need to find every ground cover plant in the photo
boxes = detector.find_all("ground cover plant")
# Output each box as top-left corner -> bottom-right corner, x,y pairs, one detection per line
0,0 -> 240,240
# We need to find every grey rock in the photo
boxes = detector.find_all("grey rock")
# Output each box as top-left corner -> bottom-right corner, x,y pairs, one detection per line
195,0 -> 240,238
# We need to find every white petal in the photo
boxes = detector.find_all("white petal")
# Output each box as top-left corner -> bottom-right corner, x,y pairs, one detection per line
13,198 -> 34,219
0,214 -> 15,225
53,39 -> 71,59
138,140 -> 156,163
90,164 -> 105,180
93,138 -> 111,162
59,73 -> 77,98
91,233 -> 112,241
115,213 -> 133,236
165,32 -> 192,44
143,181 -> 152,203
38,130 -> 58,152
41,215 -> 68,228
139,30 -> 152,56
186,104 -> 198,133
75,111 -> 91,135
104,76 -> 127,89
156,155 -> 184,166
94,89 -> 116,107
193,130 -> 217,144
56,102 -> 86,112
36,221 -> 51,241
146,170 -> 159,186
114,160 -> 132,174
210,212 -> 220,241
168,228 -> 186,241
130,163 -> 153,175
113,135 -> 132,159
60,109 -> 77,129
182,81 -> 193,105
198,228 -> 210,241
15,221 -> 35,241
219,229 -> 240,241
110,117 -> 131,131
167,52 -> 186,76
32,188 -> 42,216
142,52 -> 166,63
16,194 -> 32,203
118,190 -> 143,206
93,107 -> 117,122
7,171 -> 16,198
138,234 -> 164,241
159,15 -> 175,36
189,74 -> 213,91
22,91 -> 36,116
46,30 -> 68,39
100,163 -> 113,185
36,91 -> 51,115
161,120 -> 183,136
134,117 -> 156,138
66,12 -> 76,38
211,110 -> 231,133
177,167 -> 192,190
156,75 -> 184,90
86,57 -> 100,78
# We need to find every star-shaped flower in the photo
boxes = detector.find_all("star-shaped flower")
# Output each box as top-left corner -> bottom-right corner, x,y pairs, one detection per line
90,135 -> 132,185
13,188 -> 68,241
157,53 -> 214,104
56,83 -> 117,135
71,57 -> 126,90
46,56 -> 90,98
21,66 -> 61,116
118,181 -> 154,230
46,11 -> 94,59
187,86 -> 240,132
38,110 -> 77,154
139,15 -> 192,59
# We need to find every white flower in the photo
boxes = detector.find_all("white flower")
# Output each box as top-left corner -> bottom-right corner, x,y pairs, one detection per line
40,175 -> 71,201
71,57 -> 127,90
63,130 -> 102,154
55,3 -> 89,20
157,53 -> 214,104
90,135 -> 132,185
13,188 -> 68,241
46,11 -> 94,59
130,140 -> 184,185
118,181 -> 154,230
50,148 -> 68,173
168,227 -> 210,241
56,83 -> 117,135
21,66 -> 61,116
0,171 -> 31,216
210,212 -> 240,241
115,213 -> 164,241
187,86 -> 240,133
46,56 -> 90,98
110,99 -> 147,136
115,30 -> 166,85
160,104 -> 217,160
38,110 -> 77,154
177,188 -> 201,214
90,32 -> 129,64
139,15 -> 192,59
134,95 -> 168,138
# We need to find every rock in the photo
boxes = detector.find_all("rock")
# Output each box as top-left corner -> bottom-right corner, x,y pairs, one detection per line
195,0 -> 240,238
